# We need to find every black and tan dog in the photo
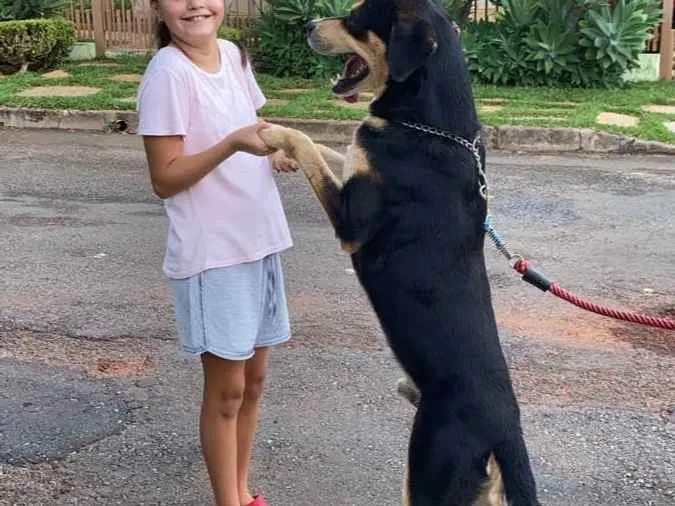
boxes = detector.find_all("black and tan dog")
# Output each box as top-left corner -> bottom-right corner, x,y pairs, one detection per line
259,0 -> 540,504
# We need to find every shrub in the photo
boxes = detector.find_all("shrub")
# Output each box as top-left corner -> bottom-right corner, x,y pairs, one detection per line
0,18 -> 75,73
249,0 -> 352,79
462,0 -> 661,87
439,0 -> 476,27
0,0 -> 68,21
217,25 -> 242,42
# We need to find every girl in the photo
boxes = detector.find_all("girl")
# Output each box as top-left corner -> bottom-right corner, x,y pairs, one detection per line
137,1 -> 297,505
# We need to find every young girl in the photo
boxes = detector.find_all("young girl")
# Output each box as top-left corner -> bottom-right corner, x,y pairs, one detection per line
137,1 -> 297,505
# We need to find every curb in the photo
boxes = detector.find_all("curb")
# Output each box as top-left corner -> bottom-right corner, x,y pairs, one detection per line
1,107 -> 674,155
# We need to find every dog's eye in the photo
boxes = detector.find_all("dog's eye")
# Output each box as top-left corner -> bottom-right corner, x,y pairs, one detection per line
344,16 -> 367,36
344,17 -> 358,32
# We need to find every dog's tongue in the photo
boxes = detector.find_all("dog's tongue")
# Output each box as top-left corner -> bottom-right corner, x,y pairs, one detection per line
344,93 -> 359,103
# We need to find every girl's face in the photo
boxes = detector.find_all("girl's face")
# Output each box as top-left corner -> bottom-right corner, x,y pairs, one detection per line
156,0 -> 224,46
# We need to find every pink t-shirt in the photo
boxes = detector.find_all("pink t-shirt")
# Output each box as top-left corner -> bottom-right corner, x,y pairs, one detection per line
137,40 -> 293,279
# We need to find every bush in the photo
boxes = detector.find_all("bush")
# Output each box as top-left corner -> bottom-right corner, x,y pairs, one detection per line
249,0 -> 352,79
0,0 -> 68,21
439,0 -> 476,27
217,26 -> 242,42
462,0 -> 661,87
0,18 -> 75,73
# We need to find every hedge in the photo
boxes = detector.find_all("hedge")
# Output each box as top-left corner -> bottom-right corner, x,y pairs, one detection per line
0,18 -> 75,73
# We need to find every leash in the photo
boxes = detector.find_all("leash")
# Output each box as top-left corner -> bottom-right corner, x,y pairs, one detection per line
398,121 -> 675,331
483,217 -> 675,330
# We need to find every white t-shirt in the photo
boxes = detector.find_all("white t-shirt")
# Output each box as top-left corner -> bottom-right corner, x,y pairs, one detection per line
137,40 -> 293,279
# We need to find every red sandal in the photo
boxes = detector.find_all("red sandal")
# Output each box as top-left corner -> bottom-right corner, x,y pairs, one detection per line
246,496 -> 267,506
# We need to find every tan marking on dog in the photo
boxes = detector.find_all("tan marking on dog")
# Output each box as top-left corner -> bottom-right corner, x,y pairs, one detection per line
342,145 -> 357,181
473,454 -> 506,506
402,461 -> 411,506
341,240 -> 361,254
364,115 -> 388,129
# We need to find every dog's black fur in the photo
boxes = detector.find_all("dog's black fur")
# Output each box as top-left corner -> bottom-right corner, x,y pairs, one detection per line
260,1 -> 540,503
331,2 -> 540,505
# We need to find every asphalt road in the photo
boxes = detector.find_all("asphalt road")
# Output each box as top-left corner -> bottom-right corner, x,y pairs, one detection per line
0,129 -> 673,505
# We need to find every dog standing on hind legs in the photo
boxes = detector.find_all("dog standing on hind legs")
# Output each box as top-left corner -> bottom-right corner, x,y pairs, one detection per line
260,0 -> 540,504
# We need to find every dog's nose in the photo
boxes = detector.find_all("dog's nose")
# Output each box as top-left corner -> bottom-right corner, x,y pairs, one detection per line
306,20 -> 317,34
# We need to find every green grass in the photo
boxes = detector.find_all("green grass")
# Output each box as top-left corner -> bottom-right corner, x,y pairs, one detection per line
0,54 -> 148,111
1,54 -> 673,143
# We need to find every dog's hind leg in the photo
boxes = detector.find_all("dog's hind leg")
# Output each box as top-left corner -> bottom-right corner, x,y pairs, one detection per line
407,402 -> 496,506
492,434 -> 539,506
472,455 -> 506,506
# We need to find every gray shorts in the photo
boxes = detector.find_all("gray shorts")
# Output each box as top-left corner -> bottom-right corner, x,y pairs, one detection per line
169,254 -> 290,360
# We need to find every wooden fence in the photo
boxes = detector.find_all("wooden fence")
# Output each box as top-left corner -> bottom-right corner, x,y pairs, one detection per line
64,0 -> 262,51
64,0 -> 671,80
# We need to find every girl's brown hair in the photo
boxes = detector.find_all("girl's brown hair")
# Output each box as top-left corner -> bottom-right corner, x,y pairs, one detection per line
151,2 -> 247,68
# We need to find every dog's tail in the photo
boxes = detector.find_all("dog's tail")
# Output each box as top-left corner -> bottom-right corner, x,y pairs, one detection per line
492,433 -> 540,506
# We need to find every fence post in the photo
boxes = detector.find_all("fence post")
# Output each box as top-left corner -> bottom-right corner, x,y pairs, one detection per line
659,0 -> 673,80
92,0 -> 106,58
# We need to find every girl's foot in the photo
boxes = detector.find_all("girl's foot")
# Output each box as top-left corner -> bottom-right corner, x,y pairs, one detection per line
245,496 -> 267,506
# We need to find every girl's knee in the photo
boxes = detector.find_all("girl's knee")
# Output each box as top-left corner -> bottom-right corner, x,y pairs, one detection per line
205,383 -> 245,419
243,371 -> 266,402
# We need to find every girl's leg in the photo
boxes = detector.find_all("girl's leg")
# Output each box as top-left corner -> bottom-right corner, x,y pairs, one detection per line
237,347 -> 270,505
200,352 -> 247,506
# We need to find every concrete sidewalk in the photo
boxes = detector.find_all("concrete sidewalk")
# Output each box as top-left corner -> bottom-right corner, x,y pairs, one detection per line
1,106 -> 675,155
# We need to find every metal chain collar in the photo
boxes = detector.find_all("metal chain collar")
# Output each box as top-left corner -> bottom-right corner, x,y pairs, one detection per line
398,121 -> 488,200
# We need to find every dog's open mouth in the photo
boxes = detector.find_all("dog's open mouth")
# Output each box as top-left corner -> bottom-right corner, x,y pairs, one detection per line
331,54 -> 369,103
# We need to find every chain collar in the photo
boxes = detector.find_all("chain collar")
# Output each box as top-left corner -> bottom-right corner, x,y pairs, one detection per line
397,121 -> 488,200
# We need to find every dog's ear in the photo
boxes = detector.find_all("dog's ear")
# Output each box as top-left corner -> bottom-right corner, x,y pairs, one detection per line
387,17 -> 437,82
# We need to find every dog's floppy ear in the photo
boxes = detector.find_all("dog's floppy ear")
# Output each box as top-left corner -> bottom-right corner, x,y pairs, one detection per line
388,14 -> 437,82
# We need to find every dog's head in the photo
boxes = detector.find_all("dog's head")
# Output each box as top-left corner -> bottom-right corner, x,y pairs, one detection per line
307,0 -> 460,103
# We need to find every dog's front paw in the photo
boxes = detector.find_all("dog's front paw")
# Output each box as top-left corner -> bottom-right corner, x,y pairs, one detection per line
260,126 -> 313,158
259,126 -> 291,152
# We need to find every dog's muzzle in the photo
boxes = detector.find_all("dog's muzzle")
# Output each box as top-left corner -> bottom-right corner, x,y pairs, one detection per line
305,18 -> 341,55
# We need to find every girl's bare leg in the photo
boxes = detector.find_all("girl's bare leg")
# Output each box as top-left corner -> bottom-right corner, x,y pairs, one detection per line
200,353 -> 246,506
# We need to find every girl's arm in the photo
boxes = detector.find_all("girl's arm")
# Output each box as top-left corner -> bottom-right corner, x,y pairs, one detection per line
144,122 -> 274,199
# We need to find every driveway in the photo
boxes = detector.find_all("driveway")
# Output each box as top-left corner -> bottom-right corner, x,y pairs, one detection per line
0,129 -> 673,505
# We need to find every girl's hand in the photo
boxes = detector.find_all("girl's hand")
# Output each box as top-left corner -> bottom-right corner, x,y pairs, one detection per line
270,150 -> 299,173
229,122 -> 275,156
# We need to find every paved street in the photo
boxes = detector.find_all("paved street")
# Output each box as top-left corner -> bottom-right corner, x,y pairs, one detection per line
0,128 -> 673,505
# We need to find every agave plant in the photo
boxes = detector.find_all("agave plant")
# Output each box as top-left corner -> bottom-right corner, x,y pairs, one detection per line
251,0 -> 351,78
497,0 -> 537,30
526,20 -> 579,77
578,0 -> 653,70
266,0 -> 350,23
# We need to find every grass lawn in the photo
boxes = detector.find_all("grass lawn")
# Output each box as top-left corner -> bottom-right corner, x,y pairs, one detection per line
1,54 -> 674,144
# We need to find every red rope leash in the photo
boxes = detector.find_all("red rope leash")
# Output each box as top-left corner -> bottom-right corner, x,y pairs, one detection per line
513,259 -> 675,331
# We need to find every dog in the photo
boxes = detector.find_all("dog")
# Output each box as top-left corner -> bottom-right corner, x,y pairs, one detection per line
259,0 -> 540,504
